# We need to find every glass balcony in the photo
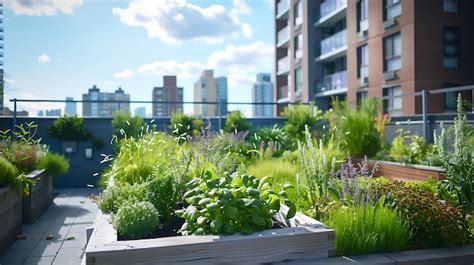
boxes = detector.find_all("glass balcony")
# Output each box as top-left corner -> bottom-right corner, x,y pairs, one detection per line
316,70 -> 347,94
320,0 -> 347,19
277,56 -> 290,74
277,0 -> 290,18
277,26 -> 290,47
277,85 -> 289,100
320,29 -> 347,56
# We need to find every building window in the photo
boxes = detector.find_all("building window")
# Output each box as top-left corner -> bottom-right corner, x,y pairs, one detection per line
357,44 -> 368,79
357,91 -> 368,105
294,1 -> 303,26
384,32 -> 401,72
384,86 -> 402,116
295,34 -> 303,58
357,0 -> 368,32
384,0 -> 401,21
295,68 -> 303,96
444,28 -> 460,69
443,0 -> 458,12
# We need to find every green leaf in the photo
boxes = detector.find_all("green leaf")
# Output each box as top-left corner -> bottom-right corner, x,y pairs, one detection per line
251,213 -> 266,227
198,198 -> 211,206
241,223 -> 254,235
285,200 -> 296,219
210,218 -> 224,234
206,202 -> 220,210
328,187 -> 341,203
223,223 -> 237,235
223,206 -> 238,219
268,194 -> 280,211
231,175 -> 242,187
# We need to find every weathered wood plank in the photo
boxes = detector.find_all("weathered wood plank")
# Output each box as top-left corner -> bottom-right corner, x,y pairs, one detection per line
363,159 -> 445,182
0,185 -> 22,255
86,210 -> 335,265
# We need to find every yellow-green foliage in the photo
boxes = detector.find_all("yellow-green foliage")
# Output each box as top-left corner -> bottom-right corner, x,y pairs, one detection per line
247,159 -> 300,201
37,153 -> 70,176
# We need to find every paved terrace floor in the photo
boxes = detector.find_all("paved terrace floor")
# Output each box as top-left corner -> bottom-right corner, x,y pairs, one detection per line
0,189 -> 100,265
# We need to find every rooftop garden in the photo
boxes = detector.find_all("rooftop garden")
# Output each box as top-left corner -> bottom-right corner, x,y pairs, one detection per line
92,94 -> 473,259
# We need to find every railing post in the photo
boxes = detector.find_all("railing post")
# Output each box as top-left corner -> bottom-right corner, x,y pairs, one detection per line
422,90 -> 430,143
218,99 -> 222,131
12,98 -> 17,131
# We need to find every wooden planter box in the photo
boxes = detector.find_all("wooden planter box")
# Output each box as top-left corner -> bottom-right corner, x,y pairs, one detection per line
85,210 -> 335,264
23,169 -> 54,224
365,159 -> 445,182
0,185 -> 22,255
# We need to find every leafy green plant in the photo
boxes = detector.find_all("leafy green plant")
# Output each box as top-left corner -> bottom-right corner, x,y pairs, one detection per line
48,115 -> 91,141
114,201 -> 159,240
434,94 -> 474,211
372,181 -> 471,248
176,171 -> 296,235
223,111 -> 251,133
98,183 -> 146,213
144,175 -> 178,222
328,99 -> 382,158
324,198 -> 411,256
389,128 -> 431,165
111,111 -> 145,141
282,104 -> 324,143
170,112 -> 204,142
249,125 -> 288,158
36,153 -> 69,176
0,157 -> 19,187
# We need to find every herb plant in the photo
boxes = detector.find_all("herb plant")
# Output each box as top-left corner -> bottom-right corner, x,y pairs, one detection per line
176,171 -> 296,235
282,103 -> 324,143
434,94 -> 474,211
114,201 -> 159,240
36,153 -> 70,176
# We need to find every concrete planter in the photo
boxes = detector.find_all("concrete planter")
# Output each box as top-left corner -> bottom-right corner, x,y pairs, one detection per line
85,209 -> 335,264
0,185 -> 22,255
22,169 -> 54,224
365,159 -> 445,182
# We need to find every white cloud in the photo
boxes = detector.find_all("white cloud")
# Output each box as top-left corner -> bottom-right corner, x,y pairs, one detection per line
231,0 -> 251,15
5,78 -> 15,85
114,69 -> 134,78
5,0 -> 82,16
138,60 -> 205,78
3,92 -> 62,115
112,0 -> 252,45
37,54 -> 51,64
207,41 -> 273,69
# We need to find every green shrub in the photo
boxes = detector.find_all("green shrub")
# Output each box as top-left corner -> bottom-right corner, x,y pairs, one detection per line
282,104 -> 324,142
144,175 -> 177,222
114,201 -> 159,240
372,181 -> 471,248
223,111 -> 251,133
389,128 -> 431,165
112,111 -> 145,141
170,112 -> 203,141
328,99 -> 381,158
48,115 -> 91,141
324,202 -> 411,256
98,183 -> 146,213
176,171 -> 296,235
6,142 -> 40,173
37,153 -> 69,176
0,157 -> 19,187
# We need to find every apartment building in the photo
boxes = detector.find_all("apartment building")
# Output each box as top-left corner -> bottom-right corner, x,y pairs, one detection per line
152,76 -> 183,117
193,70 -> 228,117
252,73 -> 275,117
65,97 -> 77,116
82,86 -> 130,117
275,0 -> 474,115
0,2 -> 3,116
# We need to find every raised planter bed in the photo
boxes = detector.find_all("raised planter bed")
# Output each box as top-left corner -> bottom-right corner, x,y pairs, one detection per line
0,185 -> 22,255
364,159 -> 445,182
23,169 -> 54,224
85,209 -> 335,264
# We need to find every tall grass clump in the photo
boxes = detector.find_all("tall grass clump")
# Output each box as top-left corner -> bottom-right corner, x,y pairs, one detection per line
324,201 -> 411,256
36,153 -> 69,176
328,99 -> 382,158
112,111 -> 145,141
282,103 -> 325,143
247,158 -> 300,202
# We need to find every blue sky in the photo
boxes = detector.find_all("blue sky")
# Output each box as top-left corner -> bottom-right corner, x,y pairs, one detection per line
4,0 -> 274,116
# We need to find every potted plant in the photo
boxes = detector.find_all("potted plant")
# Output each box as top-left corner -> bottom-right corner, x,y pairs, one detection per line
48,115 -> 92,153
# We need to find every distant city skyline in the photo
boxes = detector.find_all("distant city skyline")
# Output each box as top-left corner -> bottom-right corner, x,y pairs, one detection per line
3,0 -> 274,117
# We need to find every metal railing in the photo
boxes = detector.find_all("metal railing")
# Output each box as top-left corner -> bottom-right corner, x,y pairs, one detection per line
316,70 -> 347,94
277,0 -> 290,17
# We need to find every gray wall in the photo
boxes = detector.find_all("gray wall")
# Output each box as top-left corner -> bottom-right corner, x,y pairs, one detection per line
0,114 -> 471,188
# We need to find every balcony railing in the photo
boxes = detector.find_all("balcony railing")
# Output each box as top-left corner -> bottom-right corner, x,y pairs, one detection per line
278,56 -> 290,74
277,0 -> 290,18
320,0 -> 347,19
277,26 -> 290,47
316,70 -> 347,94
320,29 -> 347,56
